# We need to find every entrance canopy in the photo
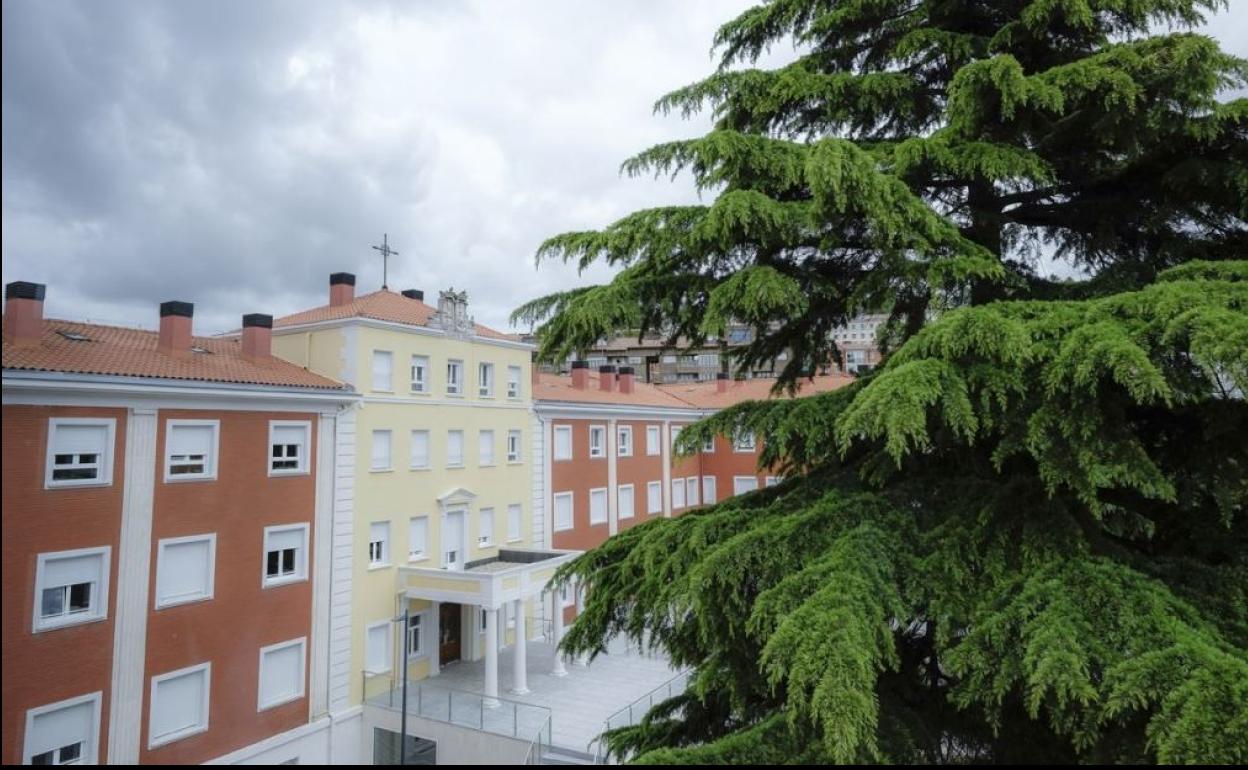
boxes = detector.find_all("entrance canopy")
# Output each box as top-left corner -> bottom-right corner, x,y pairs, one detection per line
400,548 -> 580,610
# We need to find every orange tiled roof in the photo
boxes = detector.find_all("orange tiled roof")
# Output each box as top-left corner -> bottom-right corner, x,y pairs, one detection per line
3,319 -> 350,390
273,290 -> 513,340
532,372 -> 692,408
659,374 -> 852,409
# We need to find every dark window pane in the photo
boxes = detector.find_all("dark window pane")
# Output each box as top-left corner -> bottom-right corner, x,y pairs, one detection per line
267,550 -> 280,577
41,587 -> 64,617
282,548 -> 296,573
272,445 -> 282,458
53,467 -> 97,480
31,750 -> 54,765
69,582 -> 92,612
54,454 -> 74,464
59,742 -> 82,763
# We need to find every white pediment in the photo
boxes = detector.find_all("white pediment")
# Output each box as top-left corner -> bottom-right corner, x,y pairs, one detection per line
437,487 -> 478,508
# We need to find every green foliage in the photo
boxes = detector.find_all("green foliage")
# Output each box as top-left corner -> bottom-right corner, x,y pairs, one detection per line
525,0 -> 1248,763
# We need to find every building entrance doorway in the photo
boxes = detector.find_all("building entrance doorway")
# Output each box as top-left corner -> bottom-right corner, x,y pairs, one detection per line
439,602 -> 461,664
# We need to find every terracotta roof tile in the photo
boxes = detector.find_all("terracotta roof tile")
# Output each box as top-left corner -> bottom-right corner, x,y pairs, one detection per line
658,374 -> 852,409
532,372 -> 692,408
273,290 -> 513,340
3,320 -> 350,390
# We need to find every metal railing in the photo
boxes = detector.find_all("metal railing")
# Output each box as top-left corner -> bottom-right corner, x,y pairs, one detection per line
523,712 -> 553,765
591,669 -> 692,764
363,670 -> 552,748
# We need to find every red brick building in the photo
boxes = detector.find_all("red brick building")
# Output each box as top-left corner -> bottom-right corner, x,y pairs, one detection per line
1,282 -> 359,765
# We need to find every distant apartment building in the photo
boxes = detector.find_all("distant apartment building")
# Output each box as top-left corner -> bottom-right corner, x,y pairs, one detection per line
832,313 -> 887,374
1,282 -> 359,765
531,364 -> 851,626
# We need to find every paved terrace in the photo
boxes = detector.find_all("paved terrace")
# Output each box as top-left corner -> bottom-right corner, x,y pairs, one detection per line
432,635 -> 681,753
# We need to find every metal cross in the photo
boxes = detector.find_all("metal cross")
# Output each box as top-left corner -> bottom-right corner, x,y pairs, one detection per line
371,233 -> 400,290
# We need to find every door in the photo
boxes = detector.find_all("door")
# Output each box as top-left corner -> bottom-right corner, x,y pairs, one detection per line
443,509 -> 465,570
439,602 -> 461,664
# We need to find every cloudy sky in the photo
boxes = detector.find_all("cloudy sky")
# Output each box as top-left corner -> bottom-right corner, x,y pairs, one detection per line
3,1 -> 1246,335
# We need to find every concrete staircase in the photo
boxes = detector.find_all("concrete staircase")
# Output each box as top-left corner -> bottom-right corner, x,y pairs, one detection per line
540,746 -> 596,765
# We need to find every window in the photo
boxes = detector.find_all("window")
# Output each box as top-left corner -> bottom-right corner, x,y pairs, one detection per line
446,360 -> 463,395
365,621 -> 391,673
148,662 -> 211,748
24,692 -> 101,766
617,426 -> 633,457
372,350 -> 393,392
733,476 -> 760,496
34,548 -> 110,632
561,584 -> 575,608
553,426 -> 572,460
765,475 -> 781,487
406,613 -> 425,658
553,492 -> 573,532
686,476 -> 700,507
584,487 -> 605,525
589,426 -> 606,458
164,420 -> 219,481
647,481 -> 662,514
45,418 -> 115,488
507,503 -> 522,542
478,430 -> 495,465
258,638 -> 306,711
478,508 -> 495,547
702,476 -> 717,505
269,421 -> 311,475
645,425 -> 661,456
507,366 -> 522,398
410,430 -> 430,469
410,355 -> 429,393
618,485 -> 635,520
409,516 -> 429,561
672,478 -> 686,509
507,430 -> 522,463
447,430 -> 464,467
670,425 -> 683,453
702,435 -> 715,453
734,431 -> 757,452
478,362 -> 494,397
369,521 -> 390,566
263,524 -> 308,587
155,535 -> 215,609
371,430 -> 392,471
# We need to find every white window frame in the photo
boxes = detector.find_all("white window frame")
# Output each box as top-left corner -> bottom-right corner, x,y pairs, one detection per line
672,478 -> 686,509
618,484 -> 635,520
268,420 -> 311,477
478,507 -> 495,547
154,534 -> 216,609
257,637 -> 306,712
702,475 -> 717,505
589,487 -> 608,525
588,425 -> 606,459
733,475 -> 760,495
733,431 -> 757,453
507,430 -> 522,463
646,481 -> 662,515
410,354 -> 429,394
45,417 -> 116,489
23,691 -> 102,766
507,503 -> 523,543
410,429 -> 430,470
365,620 -> 392,674
478,362 -> 495,398
478,430 -> 495,466
702,435 -> 716,453
645,425 -> 661,456
670,425 -> 683,454
371,429 -> 393,472
33,546 -> 111,633
408,516 -> 429,562
446,359 -> 464,396
765,475 -> 781,487
163,419 -> 220,483
368,521 -> 390,568
561,584 -> 575,608
372,350 -> 394,392
507,366 -> 522,399
262,523 -> 309,588
617,425 -> 633,458
446,430 -> 465,467
406,611 -> 429,660
553,491 -> 574,532
686,476 -> 700,507
553,425 -> 573,461
148,661 -> 211,749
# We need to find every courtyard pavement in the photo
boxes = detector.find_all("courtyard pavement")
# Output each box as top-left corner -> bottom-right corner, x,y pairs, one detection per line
430,635 -> 682,754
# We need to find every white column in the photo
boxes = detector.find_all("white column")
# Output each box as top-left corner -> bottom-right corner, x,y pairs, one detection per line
483,606 -> 500,706
575,585 -> 589,667
310,410 -> 336,719
607,418 -> 619,536
661,421 -> 673,517
511,598 -> 530,694
551,591 -> 568,677
429,601 -> 441,677
108,408 -> 157,764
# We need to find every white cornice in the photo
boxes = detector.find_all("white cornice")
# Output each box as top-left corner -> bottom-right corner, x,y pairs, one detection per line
271,316 -> 534,351
533,399 -> 711,421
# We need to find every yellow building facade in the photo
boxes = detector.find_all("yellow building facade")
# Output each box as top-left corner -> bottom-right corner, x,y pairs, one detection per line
271,278 -> 575,711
